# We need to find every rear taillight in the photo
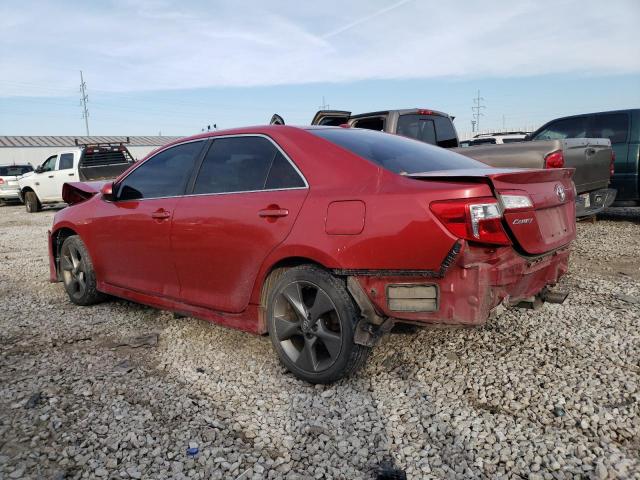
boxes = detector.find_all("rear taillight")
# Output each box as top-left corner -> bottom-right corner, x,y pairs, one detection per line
0,178 -> 4,185
544,150 -> 564,168
430,197 -> 511,246
610,151 -> 615,177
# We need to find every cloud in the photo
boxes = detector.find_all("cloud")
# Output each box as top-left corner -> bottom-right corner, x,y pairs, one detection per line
1,0 -> 639,96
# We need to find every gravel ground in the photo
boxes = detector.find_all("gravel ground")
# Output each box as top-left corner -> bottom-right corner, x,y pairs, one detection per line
1,205 -> 639,480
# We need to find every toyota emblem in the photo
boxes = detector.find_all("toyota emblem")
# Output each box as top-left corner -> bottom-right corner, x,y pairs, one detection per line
555,184 -> 566,202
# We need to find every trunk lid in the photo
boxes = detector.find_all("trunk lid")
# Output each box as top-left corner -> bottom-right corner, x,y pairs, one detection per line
410,168 -> 576,255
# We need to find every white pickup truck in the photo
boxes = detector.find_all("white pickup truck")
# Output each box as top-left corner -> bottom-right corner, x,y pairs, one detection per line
18,141 -> 135,212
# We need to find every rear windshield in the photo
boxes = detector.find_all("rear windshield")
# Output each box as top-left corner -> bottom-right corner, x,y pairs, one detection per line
81,146 -> 134,167
397,114 -> 458,148
0,165 -> 33,176
310,128 -> 484,174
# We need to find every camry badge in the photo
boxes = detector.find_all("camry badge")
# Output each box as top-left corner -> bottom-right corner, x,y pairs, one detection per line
555,184 -> 566,202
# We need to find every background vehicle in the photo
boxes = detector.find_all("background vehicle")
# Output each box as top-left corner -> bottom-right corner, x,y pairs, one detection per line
309,108 -> 460,148
18,140 -> 134,212
0,164 -> 33,205
529,109 -> 640,205
292,108 -> 615,217
452,137 -> 614,217
48,126 -> 574,384
462,132 -> 529,146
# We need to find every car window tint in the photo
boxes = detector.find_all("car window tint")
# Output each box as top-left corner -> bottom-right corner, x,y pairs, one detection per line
353,117 -> 385,131
265,152 -> 305,189
591,114 -> 629,144
311,127 -> 484,174
58,153 -> 74,170
117,141 -> 203,200
533,117 -> 588,140
41,156 -> 57,172
434,117 -> 458,148
0,165 -> 32,176
193,136 -> 280,194
397,115 -> 436,145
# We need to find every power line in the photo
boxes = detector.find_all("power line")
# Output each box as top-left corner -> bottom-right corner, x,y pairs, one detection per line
471,89 -> 485,133
79,71 -> 90,136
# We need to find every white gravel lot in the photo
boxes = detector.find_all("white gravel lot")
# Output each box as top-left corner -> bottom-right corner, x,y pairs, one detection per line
0,205 -> 639,480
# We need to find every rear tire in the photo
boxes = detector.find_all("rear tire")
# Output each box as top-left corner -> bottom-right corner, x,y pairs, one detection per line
60,236 -> 105,306
267,265 -> 370,384
25,191 -> 41,213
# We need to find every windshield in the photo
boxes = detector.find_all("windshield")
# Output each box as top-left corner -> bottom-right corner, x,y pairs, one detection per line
310,127 -> 483,174
0,165 -> 33,176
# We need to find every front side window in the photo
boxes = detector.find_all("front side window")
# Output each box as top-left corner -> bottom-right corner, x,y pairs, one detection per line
311,127 -> 484,174
116,141 -> 204,200
40,156 -> 57,172
533,117 -> 588,140
58,153 -> 74,170
193,136 -> 304,194
590,113 -> 629,144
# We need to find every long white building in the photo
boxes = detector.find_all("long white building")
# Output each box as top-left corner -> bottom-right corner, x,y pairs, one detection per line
0,136 -> 181,166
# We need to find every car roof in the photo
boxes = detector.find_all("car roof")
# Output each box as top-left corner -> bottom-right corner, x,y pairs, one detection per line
350,108 -> 451,119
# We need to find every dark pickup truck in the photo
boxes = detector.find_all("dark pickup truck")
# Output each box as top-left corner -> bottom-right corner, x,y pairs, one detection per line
274,108 -> 615,217
529,109 -> 640,205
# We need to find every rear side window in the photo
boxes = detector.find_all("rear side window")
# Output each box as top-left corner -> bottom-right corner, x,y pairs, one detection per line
117,141 -> 204,200
397,114 -> 458,148
533,117 -> 588,140
352,117 -> 385,131
0,165 -> 32,176
58,153 -> 74,170
310,128 -> 484,174
194,136 -> 304,194
590,114 -> 629,144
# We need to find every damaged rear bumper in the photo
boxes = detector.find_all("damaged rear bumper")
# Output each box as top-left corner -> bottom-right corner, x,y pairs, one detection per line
350,242 -> 570,327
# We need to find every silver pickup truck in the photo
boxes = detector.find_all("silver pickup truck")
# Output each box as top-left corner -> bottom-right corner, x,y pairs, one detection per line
293,108 -> 616,217
452,138 -> 615,216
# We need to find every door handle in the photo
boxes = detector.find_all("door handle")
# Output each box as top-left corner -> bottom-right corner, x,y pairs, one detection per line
48,175 -> 54,178
68,173 -> 75,176
151,209 -> 171,220
258,208 -> 289,218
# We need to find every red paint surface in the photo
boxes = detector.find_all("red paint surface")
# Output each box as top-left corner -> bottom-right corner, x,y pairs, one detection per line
50,125 -> 576,333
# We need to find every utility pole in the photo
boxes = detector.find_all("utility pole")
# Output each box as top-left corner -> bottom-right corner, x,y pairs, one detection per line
502,114 -> 506,131
79,71 -> 90,136
319,96 -> 330,110
471,90 -> 485,133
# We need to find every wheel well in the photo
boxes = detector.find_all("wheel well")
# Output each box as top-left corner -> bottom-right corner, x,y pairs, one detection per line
257,257 -> 327,333
51,228 -> 78,279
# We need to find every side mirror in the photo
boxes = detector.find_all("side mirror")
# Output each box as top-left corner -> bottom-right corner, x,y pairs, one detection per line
524,134 -> 532,141
35,165 -> 44,174
101,182 -> 114,201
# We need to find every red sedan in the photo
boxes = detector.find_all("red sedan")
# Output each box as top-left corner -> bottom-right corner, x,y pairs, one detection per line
49,126 -> 575,383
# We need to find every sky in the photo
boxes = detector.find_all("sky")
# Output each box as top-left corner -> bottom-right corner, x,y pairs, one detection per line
1,0 -> 639,137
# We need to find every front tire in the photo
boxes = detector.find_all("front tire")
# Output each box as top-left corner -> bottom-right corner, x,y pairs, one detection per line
60,236 -> 105,306
267,265 -> 370,384
25,191 -> 41,213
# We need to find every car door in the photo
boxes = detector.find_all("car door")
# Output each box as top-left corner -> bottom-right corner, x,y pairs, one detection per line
52,153 -> 77,201
90,140 -> 206,297
35,155 -> 59,200
589,112 -> 630,196
171,135 -> 309,313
